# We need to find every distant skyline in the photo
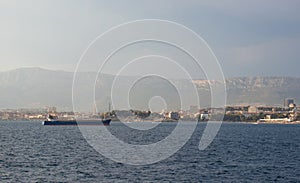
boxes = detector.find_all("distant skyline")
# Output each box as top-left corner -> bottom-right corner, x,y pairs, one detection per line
1,1 -> 300,77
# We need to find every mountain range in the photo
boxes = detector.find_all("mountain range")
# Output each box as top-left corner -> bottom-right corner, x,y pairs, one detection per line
0,67 -> 299,111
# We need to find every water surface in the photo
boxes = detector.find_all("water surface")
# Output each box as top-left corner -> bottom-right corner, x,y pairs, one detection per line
0,121 -> 300,182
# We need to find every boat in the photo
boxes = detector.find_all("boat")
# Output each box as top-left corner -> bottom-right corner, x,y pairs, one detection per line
42,114 -> 111,126
43,103 -> 112,126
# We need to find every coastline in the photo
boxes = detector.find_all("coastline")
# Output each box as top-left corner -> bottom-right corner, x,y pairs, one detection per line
254,121 -> 300,124
2,120 -> 300,125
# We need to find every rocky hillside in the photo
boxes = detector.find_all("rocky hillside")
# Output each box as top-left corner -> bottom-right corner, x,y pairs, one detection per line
0,68 -> 299,110
193,77 -> 300,106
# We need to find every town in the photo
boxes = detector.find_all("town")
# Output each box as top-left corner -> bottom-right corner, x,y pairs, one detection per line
0,98 -> 299,124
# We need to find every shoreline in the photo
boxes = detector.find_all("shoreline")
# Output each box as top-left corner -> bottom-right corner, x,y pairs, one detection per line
2,120 -> 300,125
253,121 -> 300,124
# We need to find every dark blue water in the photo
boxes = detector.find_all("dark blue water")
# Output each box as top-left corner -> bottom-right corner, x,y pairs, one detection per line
1,122 -> 300,182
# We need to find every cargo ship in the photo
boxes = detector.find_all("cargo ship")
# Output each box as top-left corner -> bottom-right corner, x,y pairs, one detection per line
42,114 -> 111,126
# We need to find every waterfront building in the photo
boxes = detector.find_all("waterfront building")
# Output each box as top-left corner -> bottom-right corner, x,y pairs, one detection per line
168,112 -> 179,120
285,98 -> 295,107
248,106 -> 258,114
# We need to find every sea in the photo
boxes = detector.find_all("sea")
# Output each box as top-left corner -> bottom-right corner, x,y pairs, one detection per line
1,121 -> 300,182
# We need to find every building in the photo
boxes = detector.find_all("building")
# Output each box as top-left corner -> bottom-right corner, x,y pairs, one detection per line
199,113 -> 209,121
248,106 -> 258,114
285,98 -> 295,107
168,112 -> 179,120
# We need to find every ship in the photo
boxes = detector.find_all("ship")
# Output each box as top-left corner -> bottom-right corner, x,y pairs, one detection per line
42,114 -> 111,126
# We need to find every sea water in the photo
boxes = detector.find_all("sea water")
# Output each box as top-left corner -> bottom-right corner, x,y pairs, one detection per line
0,121 -> 300,182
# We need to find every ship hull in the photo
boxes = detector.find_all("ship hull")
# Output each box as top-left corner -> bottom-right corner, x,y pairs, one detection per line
42,119 -> 111,126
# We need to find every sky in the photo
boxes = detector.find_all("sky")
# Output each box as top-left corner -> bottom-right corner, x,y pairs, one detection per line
1,0 -> 300,78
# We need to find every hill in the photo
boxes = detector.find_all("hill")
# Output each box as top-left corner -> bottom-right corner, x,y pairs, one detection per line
0,68 -> 299,110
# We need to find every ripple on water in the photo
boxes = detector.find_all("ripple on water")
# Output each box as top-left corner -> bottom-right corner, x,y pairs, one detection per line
0,121 -> 300,182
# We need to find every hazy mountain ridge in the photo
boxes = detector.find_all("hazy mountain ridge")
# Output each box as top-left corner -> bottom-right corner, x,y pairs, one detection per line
225,77 -> 300,89
192,76 -> 300,89
0,68 -> 299,110
225,77 -> 300,106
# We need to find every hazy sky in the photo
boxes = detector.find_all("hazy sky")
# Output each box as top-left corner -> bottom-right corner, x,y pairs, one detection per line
1,0 -> 300,77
